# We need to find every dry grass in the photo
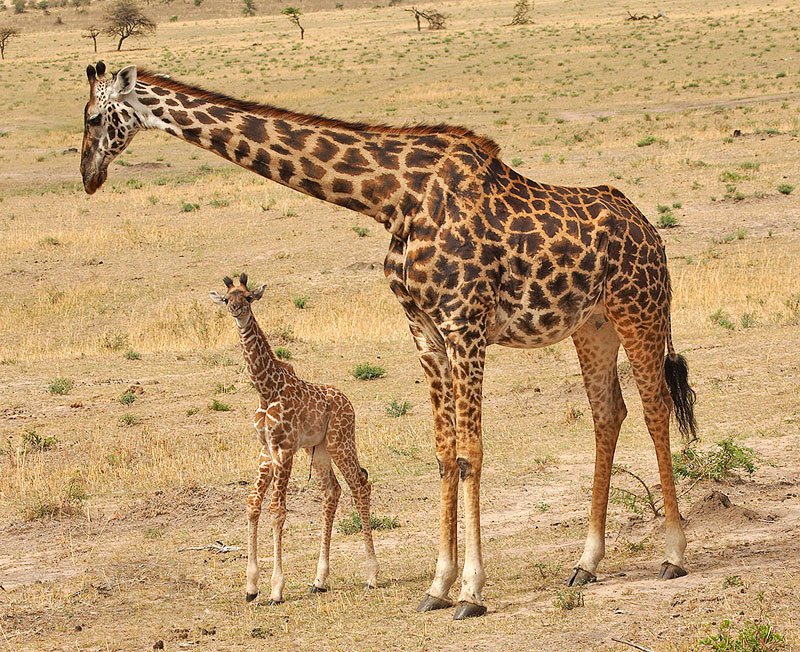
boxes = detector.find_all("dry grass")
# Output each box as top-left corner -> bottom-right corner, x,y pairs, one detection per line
1,0 -> 799,650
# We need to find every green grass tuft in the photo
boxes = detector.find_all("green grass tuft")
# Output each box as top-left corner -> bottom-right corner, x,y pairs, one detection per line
352,362 -> 386,380
337,511 -> 399,535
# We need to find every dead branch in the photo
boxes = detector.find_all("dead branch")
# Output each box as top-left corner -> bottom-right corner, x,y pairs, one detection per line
626,11 -> 665,21
178,540 -> 241,553
612,638 -> 656,652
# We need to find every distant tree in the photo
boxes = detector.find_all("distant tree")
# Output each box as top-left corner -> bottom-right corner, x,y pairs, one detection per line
0,26 -> 20,59
405,6 -> 445,31
13,0 -> 25,13
508,0 -> 532,25
83,24 -> 100,51
241,0 -> 255,16
282,6 -> 303,40
103,0 -> 155,51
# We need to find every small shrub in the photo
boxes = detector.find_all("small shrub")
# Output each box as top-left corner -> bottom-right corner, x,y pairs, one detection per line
48,377 -> 74,395
119,413 -> 139,426
337,511 -> 399,535
119,391 -> 137,406
274,347 -> 292,360
636,135 -> 658,147
181,201 -> 200,212
292,296 -> 309,309
657,212 -> 679,228
22,428 -> 57,452
351,225 -> 369,237
699,619 -> 785,651
101,331 -> 129,351
352,362 -> 386,380
124,349 -> 141,360
386,400 -> 411,417
740,313 -> 757,329
214,383 -> 236,394
555,587 -> 584,610
672,437 -> 758,482
777,184 -> 794,195
24,473 -> 87,520
210,399 -> 231,412
710,309 -> 735,331
722,574 -> 742,588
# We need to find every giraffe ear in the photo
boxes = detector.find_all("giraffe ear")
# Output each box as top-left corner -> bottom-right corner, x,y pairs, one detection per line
209,291 -> 227,307
251,284 -> 266,301
110,65 -> 138,99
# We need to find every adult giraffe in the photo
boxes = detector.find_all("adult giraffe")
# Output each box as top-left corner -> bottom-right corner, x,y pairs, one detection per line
80,62 -> 697,619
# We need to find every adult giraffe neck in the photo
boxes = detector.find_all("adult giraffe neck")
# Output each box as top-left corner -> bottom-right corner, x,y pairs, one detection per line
131,73 -> 499,239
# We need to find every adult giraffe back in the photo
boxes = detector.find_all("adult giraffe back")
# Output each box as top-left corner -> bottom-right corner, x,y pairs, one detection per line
80,62 -> 697,619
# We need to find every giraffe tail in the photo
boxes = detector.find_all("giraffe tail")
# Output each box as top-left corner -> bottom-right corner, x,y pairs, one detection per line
664,319 -> 698,445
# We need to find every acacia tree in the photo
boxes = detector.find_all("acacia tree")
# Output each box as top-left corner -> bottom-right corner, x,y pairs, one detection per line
405,6 -> 445,31
509,0 -> 532,25
104,0 -> 155,51
0,27 -> 20,60
83,25 -> 101,52
282,6 -> 303,40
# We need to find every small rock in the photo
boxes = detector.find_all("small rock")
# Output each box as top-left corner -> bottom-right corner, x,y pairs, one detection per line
153,642 -> 164,650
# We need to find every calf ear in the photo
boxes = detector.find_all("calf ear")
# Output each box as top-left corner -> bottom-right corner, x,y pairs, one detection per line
110,65 -> 137,99
251,284 -> 267,301
209,291 -> 227,307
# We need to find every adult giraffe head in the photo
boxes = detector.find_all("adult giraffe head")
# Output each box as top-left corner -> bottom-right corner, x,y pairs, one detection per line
81,61 -> 142,194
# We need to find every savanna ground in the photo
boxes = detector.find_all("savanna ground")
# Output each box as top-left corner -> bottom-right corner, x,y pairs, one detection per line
1,0 -> 799,649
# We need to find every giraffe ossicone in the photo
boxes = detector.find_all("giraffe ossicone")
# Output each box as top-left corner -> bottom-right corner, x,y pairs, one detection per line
210,273 -> 379,604
84,63 -> 697,619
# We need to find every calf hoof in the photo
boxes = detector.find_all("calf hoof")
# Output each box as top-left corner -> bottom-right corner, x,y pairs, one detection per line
453,601 -> 487,620
310,585 -> 327,594
266,598 -> 284,606
245,592 -> 258,603
659,562 -> 687,580
416,594 -> 453,612
567,567 -> 596,586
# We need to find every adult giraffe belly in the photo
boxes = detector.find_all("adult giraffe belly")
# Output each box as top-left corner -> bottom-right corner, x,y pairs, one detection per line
487,279 -> 604,348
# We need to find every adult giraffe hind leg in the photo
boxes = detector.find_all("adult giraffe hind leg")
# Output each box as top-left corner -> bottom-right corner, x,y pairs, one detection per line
567,314 -> 627,586
618,324 -> 688,579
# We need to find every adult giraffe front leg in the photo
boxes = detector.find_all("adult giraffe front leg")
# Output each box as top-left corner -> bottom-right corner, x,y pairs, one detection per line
446,324 -> 488,620
405,318 -> 460,613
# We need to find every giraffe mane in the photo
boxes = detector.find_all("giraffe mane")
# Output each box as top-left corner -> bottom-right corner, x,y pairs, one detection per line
136,70 -> 502,158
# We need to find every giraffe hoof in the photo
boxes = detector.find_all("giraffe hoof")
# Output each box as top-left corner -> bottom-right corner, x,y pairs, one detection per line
567,567 -> 596,586
659,562 -> 687,580
245,592 -> 258,603
310,585 -> 327,594
453,601 -> 487,620
266,598 -> 284,606
416,594 -> 453,612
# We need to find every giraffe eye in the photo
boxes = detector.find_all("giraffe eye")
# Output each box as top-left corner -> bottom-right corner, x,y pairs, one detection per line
246,296 -> 253,303
223,297 -> 229,304
88,113 -> 102,127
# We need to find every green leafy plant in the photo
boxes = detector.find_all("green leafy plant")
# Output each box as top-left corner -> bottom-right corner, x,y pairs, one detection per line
22,428 -> 57,452
119,413 -> 139,426
274,347 -> 292,360
292,296 -> 309,309
124,349 -> 141,360
337,511 -> 399,535
699,619 -> 785,651
210,399 -> 231,412
555,587 -> 584,610
351,362 -> 386,380
777,184 -> 794,195
672,437 -> 758,482
636,135 -> 658,147
48,377 -> 74,395
181,201 -> 200,212
119,391 -> 137,406
710,309 -> 735,331
386,400 -> 411,417
351,225 -> 369,237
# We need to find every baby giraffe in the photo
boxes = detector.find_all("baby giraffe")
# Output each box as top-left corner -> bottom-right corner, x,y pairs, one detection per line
210,273 -> 379,604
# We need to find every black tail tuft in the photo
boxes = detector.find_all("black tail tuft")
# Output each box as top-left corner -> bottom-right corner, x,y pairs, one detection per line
664,354 -> 697,443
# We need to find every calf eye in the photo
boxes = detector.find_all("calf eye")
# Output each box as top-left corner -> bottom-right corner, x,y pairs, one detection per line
246,296 -> 253,303
88,114 -> 102,126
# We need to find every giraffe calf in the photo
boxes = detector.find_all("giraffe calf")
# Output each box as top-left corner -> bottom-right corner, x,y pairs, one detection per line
210,273 -> 378,604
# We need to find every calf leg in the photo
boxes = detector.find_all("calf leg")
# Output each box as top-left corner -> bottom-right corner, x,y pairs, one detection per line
246,447 -> 273,602
267,448 -> 293,604
310,446 -> 341,593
